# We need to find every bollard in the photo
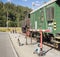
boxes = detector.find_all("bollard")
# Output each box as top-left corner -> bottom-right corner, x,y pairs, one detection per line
18,38 -> 21,46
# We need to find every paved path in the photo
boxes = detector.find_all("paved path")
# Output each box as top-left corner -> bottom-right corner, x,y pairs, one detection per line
9,33 -> 60,57
0,32 -> 17,57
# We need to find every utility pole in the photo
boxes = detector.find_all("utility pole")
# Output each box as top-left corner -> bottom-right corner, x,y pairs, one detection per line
6,0 -> 12,28
6,0 -> 9,28
7,11 -> 8,28
16,6 -> 20,27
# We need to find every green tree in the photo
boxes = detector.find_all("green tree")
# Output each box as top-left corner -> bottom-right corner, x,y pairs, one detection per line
0,1 -> 32,27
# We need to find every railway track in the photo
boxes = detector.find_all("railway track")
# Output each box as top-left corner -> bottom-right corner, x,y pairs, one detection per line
43,42 -> 60,51
43,42 -> 54,48
20,33 -> 60,51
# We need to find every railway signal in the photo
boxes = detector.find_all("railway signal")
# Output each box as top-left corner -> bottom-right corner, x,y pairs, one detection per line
53,22 -> 56,30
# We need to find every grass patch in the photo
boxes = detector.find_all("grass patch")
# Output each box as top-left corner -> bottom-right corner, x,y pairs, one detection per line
0,27 -> 22,33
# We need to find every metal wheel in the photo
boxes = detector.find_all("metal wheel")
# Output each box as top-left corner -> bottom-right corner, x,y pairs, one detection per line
54,43 -> 58,48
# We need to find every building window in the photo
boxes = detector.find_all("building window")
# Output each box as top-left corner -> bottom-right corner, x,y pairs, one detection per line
40,10 -> 44,22
46,7 -> 54,20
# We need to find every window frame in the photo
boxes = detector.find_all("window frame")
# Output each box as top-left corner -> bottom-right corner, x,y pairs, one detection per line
46,7 -> 54,21
40,9 -> 44,22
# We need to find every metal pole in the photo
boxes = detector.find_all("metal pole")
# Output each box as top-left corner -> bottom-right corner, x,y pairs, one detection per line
26,30 -> 28,45
40,30 -> 43,56
26,36 -> 28,45
26,29 -> 30,45
31,33 -> 32,44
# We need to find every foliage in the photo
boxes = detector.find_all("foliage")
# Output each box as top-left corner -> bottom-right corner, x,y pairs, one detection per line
0,2 -> 32,27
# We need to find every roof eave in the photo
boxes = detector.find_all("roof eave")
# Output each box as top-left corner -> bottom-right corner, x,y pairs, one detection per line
30,0 -> 56,14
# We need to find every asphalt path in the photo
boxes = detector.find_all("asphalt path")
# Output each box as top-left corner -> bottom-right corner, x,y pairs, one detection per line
0,32 -> 17,57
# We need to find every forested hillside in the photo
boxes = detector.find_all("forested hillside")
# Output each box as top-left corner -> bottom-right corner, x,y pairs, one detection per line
0,2 -> 31,27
